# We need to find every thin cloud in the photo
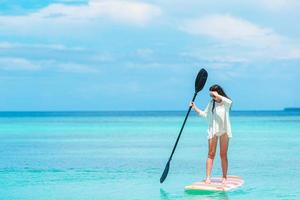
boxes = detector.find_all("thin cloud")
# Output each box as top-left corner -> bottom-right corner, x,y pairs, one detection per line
180,14 -> 300,62
260,0 -> 300,11
0,0 -> 162,31
0,57 -> 99,73
135,48 -> 154,60
0,57 -> 41,71
0,42 -> 84,51
55,62 -> 99,73
180,14 -> 282,47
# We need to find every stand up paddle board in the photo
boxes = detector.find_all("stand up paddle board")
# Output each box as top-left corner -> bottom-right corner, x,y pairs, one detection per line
185,176 -> 244,192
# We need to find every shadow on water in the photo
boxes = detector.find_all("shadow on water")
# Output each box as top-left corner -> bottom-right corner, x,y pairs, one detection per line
160,189 -> 170,199
160,189 -> 229,200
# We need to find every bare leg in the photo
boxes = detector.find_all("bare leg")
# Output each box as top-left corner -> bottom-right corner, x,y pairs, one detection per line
205,136 -> 218,183
220,133 -> 229,183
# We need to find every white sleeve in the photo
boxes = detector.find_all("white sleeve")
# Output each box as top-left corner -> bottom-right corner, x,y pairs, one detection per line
198,101 -> 211,118
220,96 -> 232,108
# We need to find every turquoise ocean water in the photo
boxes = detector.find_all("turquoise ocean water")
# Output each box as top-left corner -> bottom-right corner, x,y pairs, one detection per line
0,110 -> 300,200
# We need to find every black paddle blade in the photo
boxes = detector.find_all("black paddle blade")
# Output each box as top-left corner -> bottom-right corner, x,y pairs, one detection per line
195,68 -> 208,93
160,161 -> 170,183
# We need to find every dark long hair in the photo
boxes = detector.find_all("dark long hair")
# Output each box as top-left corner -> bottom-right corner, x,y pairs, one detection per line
209,84 -> 231,113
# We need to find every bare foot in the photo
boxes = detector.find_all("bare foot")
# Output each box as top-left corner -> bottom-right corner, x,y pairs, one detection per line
222,177 -> 227,184
205,177 -> 211,184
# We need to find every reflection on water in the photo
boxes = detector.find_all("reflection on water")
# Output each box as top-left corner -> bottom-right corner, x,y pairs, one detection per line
160,188 -> 229,200
160,189 -> 170,199
184,190 -> 229,200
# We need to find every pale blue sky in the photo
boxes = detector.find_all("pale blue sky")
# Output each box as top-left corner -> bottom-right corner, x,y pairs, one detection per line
0,0 -> 299,111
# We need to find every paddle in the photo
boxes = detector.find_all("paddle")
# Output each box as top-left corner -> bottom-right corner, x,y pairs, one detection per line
160,68 -> 208,183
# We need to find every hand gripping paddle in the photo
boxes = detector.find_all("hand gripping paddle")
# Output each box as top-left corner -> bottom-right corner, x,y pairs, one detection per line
160,68 -> 208,183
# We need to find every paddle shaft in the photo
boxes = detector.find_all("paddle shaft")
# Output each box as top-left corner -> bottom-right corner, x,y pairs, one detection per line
167,92 -> 197,163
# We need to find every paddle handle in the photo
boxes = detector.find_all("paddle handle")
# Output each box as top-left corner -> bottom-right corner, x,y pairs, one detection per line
168,92 -> 197,162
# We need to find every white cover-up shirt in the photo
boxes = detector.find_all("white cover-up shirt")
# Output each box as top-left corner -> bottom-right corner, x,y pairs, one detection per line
198,96 -> 232,139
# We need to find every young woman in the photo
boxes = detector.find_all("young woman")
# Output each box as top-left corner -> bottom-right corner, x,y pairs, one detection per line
190,84 -> 232,184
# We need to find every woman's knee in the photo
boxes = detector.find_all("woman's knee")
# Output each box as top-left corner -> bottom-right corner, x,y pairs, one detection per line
208,151 -> 216,159
220,152 -> 227,160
